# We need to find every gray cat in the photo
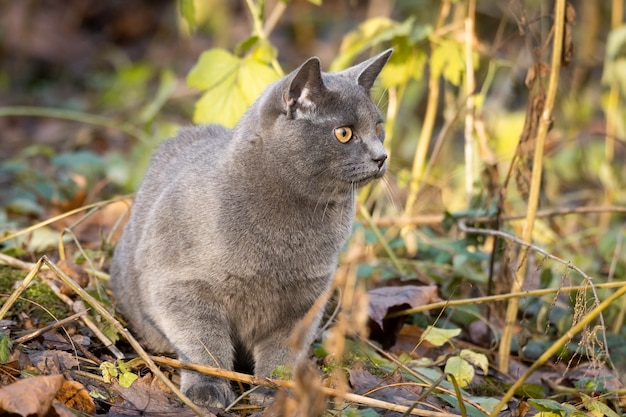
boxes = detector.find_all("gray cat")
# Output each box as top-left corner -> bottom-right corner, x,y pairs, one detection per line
110,49 -> 392,408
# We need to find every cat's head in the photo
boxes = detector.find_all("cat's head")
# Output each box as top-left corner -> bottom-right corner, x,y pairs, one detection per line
248,49 -> 392,198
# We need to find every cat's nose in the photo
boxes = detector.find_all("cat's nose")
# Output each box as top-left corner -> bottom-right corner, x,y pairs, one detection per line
374,153 -> 387,169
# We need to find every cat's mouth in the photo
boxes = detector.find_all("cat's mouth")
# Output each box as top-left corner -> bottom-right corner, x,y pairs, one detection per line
351,166 -> 386,187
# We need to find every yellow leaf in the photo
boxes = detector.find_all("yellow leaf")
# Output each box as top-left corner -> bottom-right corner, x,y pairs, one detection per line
420,325 -> 461,347
444,356 -> 474,388
459,349 -> 489,375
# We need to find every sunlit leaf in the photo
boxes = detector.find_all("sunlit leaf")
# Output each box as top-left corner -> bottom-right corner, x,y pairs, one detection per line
381,43 -> 426,87
100,361 -> 118,383
117,360 -> 139,388
187,48 -> 240,91
194,76 -> 249,127
459,349 -> 489,374
190,49 -> 280,127
331,17 -> 414,71
445,356 -> 474,388
420,325 -> 461,346
430,39 -> 465,86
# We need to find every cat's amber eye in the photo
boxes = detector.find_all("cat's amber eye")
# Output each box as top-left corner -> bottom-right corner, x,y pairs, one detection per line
334,126 -> 353,143
375,123 -> 383,136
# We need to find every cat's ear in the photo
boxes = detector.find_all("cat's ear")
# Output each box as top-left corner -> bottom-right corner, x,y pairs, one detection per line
284,57 -> 326,118
340,48 -> 393,91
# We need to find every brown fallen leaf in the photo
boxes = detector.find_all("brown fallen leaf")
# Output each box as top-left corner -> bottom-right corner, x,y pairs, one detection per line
56,259 -> 90,295
111,374 -> 214,417
0,374 -> 64,417
368,285 -> 440,349
348,365 -> 422,411
56,379 -> 96,414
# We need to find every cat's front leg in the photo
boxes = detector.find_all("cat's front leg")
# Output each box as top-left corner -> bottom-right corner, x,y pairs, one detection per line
154,291 -> 236,408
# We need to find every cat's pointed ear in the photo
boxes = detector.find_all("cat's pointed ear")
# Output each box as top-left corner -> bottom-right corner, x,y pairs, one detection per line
284,57 -> 326,118
340,49 -> 393,92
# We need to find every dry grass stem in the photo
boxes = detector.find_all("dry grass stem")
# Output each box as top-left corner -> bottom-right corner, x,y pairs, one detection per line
12,310 -> 87,345
148,357 -> 459,417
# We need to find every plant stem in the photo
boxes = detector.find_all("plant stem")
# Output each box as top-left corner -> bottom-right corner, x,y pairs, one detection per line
463,0 -> 476,205
358,205 -> 407,276
0,106 -> 150,143
497,0 -> 566,373
404,0 -> 450,215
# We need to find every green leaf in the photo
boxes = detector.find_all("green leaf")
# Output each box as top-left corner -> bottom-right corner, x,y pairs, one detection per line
445,356 -> 474,388
190,49 -> 280,127
420,325 -> 461,346
0,334 -> 12,363
179,0 -> 196,32
307,0 -> 322,5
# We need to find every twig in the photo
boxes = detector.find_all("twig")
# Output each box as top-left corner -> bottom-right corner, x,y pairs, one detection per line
13,310 -> 87,345
148,356 -> 458,417
385,281 -> 625,318
464,0 -> 477,204
499,0 -> 566,372
405,0 -> 451,214
372,205 -> 626,227
0,106 -> 150,143
0,195 -> 132,245
358,205 -> 407,275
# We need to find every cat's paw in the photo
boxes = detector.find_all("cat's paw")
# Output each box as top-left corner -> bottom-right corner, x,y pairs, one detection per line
184,381 -> 236,409
247,386 -> 276,406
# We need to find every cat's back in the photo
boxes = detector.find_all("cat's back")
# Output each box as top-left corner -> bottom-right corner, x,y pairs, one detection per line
113,124 -> 230,273
146,124 -> 230,185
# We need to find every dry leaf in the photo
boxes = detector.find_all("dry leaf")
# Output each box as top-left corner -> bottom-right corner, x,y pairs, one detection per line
29,350 -> 79,374
56,259 -> 90,295
111,374 -> 211,417
0,374 -> 64,417
368,285 -> 439,349
349,365 -> 422,408
56,380 -> 95,414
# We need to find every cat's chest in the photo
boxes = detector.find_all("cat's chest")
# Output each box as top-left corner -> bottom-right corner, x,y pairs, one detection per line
215,198 -> 353,276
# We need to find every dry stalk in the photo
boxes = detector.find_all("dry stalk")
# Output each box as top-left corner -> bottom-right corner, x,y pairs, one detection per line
499,0 -> 566,373
12,310 -> 87,345
148,357 -> 458,417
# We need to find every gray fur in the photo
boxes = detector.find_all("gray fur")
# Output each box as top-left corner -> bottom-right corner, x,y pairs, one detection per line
110,49 -> 392,408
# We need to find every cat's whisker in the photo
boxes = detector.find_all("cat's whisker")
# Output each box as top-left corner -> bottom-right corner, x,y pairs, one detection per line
321,182 -> 341,222
313,178 -> 335,217
379,176 -> 401,215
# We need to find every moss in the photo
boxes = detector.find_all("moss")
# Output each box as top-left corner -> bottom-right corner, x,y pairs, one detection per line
0,265 -> 70,323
